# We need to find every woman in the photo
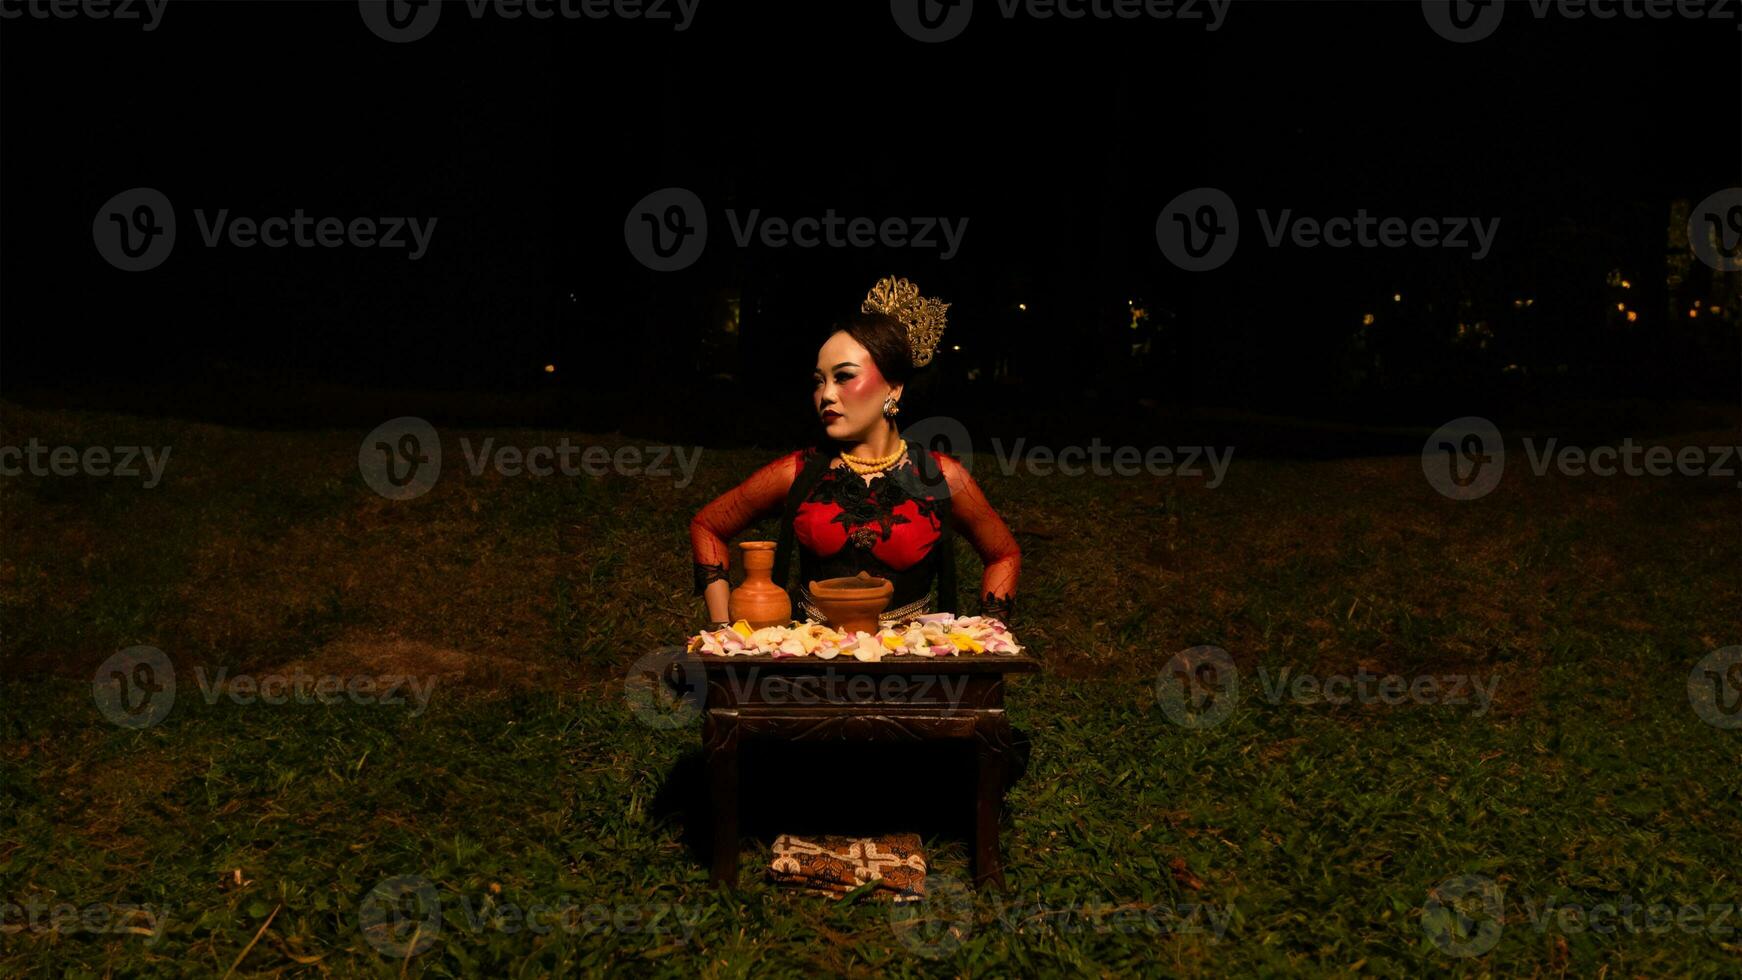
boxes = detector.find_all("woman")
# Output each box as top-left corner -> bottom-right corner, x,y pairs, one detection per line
689,276 -> 1020,629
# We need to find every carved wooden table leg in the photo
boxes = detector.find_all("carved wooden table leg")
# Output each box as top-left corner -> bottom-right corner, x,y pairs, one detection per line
972,709 -> 1013,889
704,709 -> 740,886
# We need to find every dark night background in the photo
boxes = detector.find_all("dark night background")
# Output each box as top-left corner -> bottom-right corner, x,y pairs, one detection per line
2,1 -> 1737,451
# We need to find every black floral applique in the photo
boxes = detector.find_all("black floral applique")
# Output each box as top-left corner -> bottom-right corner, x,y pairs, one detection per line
812,461 -> 945,552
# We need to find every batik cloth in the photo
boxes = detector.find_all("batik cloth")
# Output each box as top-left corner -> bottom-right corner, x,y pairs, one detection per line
767,833 -> 927,902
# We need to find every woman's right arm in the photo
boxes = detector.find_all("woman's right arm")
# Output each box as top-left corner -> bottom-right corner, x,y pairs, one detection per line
690,449 -> 807,624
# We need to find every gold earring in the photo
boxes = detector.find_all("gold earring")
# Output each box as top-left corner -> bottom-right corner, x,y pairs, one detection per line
883,396 -> 900,417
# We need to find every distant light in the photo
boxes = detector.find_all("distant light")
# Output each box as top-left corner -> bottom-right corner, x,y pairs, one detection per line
567,292 -> 576,302
1620,280 -> 1631,289
1616,303 -> 1626,311
1626,311 -> 1638,323
1017,303 -> 1027,311
1392,293 -> 1401,303
1362,313 -> 1375,326
1513,298 -> 1535,309
1711,306 -> 1724,315
952,344 -> 961,351
1127,299 -> 1135,306
1688,308 -> 1699,318
544,363 -> 556,373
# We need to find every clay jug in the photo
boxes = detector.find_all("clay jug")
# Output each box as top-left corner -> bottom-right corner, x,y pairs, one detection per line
728,541 -> 791,628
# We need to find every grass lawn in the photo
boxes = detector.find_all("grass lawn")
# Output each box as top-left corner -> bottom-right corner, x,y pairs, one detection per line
2,402 -> 1739,976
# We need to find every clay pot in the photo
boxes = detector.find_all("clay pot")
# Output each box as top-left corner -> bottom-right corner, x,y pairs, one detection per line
728,541 -> 791,628
806,571 -> 893,636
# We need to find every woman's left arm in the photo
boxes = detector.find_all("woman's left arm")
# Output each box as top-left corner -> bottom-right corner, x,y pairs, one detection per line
938,455 -> 1021,621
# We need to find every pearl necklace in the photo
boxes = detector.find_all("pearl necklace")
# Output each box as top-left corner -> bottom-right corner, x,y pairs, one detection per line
838,445 -> 907,475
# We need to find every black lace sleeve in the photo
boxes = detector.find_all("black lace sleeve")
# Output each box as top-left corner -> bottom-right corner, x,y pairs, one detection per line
693,560 -> 728,597
980,591 -> 1015,623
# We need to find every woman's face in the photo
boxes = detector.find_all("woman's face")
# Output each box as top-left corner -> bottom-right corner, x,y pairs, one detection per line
813,330 -> 901,443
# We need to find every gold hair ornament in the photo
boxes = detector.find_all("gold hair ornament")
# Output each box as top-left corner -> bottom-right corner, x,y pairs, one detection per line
861,276 -> 950,367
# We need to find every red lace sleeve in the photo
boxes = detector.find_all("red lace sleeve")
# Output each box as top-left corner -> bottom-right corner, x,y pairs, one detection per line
689,449 -> 807,595
936,453 -> 1021,620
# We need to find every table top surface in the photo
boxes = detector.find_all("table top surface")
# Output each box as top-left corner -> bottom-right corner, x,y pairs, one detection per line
677,650 -> 1041,674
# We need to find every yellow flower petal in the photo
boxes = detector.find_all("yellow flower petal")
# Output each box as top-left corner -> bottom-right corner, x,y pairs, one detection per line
731,620 -> 753,639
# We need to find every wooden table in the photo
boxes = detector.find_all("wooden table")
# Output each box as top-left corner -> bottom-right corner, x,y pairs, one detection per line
669,650 -> 1040,889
